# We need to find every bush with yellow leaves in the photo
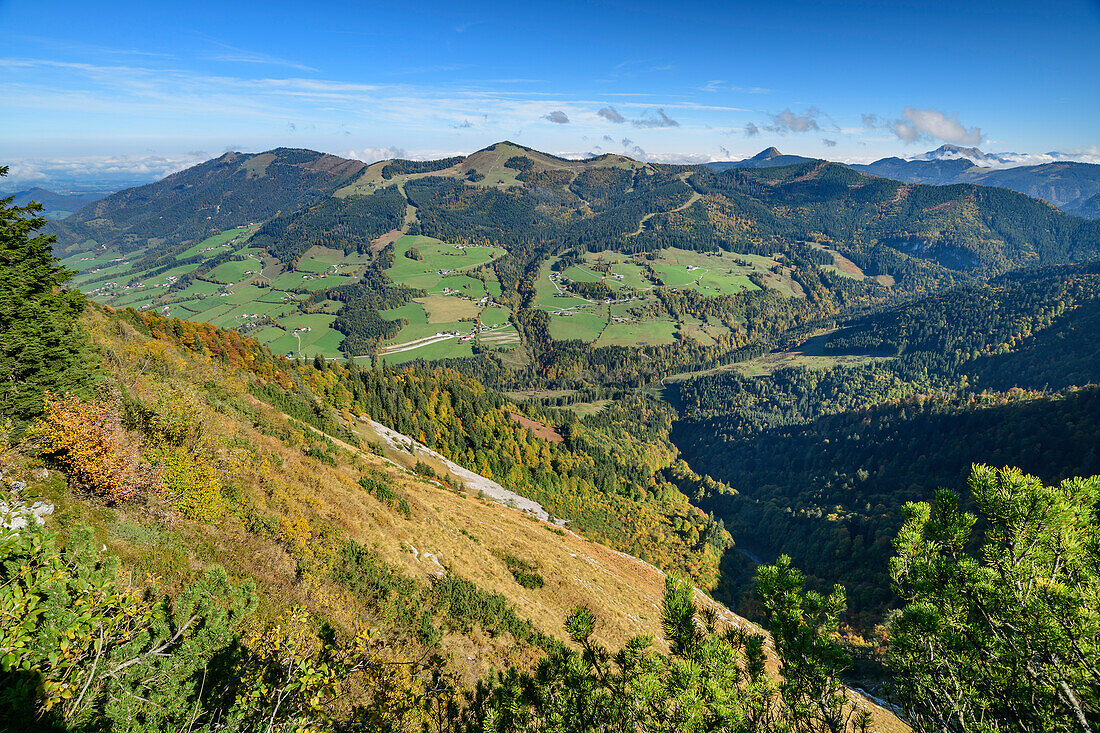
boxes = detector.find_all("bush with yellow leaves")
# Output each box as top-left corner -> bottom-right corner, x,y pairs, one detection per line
25,393 -> 156,503
151,446 -> 224,522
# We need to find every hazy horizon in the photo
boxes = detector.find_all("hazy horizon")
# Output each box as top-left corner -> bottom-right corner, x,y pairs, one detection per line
2,0 -> 1098,190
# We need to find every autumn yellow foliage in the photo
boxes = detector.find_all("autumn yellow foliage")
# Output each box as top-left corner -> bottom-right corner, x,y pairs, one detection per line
153,446 -> 224,521
27,393 -> 156,503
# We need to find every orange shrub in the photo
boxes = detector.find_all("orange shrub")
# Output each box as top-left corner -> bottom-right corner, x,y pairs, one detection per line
27,393 -> 156,503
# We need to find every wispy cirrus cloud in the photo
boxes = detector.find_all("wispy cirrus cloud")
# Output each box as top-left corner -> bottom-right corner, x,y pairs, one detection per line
198,38 -> 317,72
0,56 -> 702,133
16,35 -> 175,59
455,19 -> 487,33
699,79 -> 771,94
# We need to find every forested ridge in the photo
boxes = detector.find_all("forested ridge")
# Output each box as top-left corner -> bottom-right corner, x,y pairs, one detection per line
48,149 -> 365,255
673,263 -> 1100,622
250,186 -> 406,266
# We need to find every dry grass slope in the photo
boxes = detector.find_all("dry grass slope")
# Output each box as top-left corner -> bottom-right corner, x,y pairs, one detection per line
22,305 -> 905,730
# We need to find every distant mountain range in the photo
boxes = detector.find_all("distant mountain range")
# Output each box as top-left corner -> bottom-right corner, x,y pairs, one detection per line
706,145 -> 1100,218
704,147 -> 817,171
852,146 -> 1100,217
9,187 -> 111,220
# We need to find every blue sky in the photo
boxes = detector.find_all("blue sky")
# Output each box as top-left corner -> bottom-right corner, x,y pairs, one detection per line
2,0 -> 1098,187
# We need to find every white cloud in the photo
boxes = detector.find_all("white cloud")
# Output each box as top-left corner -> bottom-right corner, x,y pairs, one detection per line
0,152 -> 209,189
901,107 -> 981,145
764,107 -> 823,134
543,110 -> 570,124
343,146 -> 408,163
864,108 -> 982,145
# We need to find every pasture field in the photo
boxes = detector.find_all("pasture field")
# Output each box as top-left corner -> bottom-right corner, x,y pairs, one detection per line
375,234 -> 517,360
431,275 -> 486,298
380,302 -> 429,324
418,294 -> 481,323
71,260 -> 134,287
263,313 -> 342,357
208,258 -> 261,283
294,245 -> 374,274
174,227 -> 250,260
808,243 -> 868,281
764,271 -> 804,298
383,321 -> 470,344
549,311 -> 607,342
389,235 -> 504,283
561,264 -> 604,284
381,338 -> 475,365
679,320 -> 716,346
534,247 -> 778,348
565,253 -> 652,293
172,279 -> 222,298
479,305 -> 512,328
60,248 -> 129,274
565,399 -> 611,417
651,264 -> 698,287
597,319 -> 677,347
607,262 -> 651,290
270,271 -> 354,291
68,228 -> 358,358
479,329 -> 521,347
648,248 -> 765,297
294,248 -> 342,273
534,260 -> 592,310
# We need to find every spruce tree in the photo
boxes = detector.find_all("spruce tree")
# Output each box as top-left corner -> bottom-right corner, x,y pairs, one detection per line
0,166 -> 95,423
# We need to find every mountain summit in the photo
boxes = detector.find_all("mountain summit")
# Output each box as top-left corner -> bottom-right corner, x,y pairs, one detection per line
751,147 -> 783,161
705,147 -> 816,172
912,144 -> 1012,167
